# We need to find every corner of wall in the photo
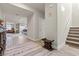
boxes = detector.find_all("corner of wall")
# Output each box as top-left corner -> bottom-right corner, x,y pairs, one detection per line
57,42 -> 66,50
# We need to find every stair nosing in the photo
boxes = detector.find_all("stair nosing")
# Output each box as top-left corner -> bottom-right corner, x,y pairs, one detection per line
68,34 -> 79,37
69,32 -> 79,34
66,40 -> 79,45
70,29 -> 79,30
67,37 -> 79,40
70,27 -> 79,29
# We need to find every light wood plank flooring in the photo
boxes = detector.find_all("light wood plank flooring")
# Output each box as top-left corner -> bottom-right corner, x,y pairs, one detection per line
4,34 -> 79,56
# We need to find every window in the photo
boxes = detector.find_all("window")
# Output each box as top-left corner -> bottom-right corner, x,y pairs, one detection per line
6,24 -> 13,30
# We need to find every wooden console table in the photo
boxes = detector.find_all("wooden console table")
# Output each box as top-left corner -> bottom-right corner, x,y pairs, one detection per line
42,38 -> 54,51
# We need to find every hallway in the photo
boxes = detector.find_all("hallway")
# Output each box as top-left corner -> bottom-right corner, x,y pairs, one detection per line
4,34 -> 79,56
0,3 -> 79,56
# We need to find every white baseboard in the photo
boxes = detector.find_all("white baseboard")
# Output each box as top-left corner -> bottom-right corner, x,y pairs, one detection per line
27,36 -> 37,41
57,43 -> 65,50
27,36 -> 42,42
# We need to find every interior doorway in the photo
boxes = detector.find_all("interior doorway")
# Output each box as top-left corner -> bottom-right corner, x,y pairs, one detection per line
19,23 -> 27,35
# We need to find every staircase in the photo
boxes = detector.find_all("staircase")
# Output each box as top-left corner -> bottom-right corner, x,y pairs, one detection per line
66,27 -> 79,47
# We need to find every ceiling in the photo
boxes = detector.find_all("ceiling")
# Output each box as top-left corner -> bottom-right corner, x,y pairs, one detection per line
0,3 -> 33,17
0,3 -> 45,17
24,3 -> 45,13
0,3 -> 45,23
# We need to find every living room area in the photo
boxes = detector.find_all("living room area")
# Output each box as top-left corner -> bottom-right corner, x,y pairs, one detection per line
0,3 -> 33,55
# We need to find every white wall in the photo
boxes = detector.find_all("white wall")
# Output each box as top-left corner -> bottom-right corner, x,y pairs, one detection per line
45,3 -> 57,48
27,13 -> 39,41
39,18 -> 45,39
45,3 -> 72,49
57,3 -> 72,49
27,12 -> 44,41
72,4 -> 79,27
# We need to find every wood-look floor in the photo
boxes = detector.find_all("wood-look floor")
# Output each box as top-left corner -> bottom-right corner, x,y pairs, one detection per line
4,34 -> 79,56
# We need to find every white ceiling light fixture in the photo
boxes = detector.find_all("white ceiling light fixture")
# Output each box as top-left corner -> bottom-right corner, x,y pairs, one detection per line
61,5 -> 65,12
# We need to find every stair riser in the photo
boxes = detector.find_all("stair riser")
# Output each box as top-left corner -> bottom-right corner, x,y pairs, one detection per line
70,27 -> 79,29
66,42 -> 79,47
70,30 -> 79,31
66,41 -> 79,45
69,31 -> 79,33
67,38 -> 79,42
69,32 -> 79,34
70,28 -> 79,29
68,35 -> 79,38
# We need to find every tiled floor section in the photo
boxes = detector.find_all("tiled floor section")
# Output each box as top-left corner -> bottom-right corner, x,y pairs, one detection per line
4,34 -> 79,56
